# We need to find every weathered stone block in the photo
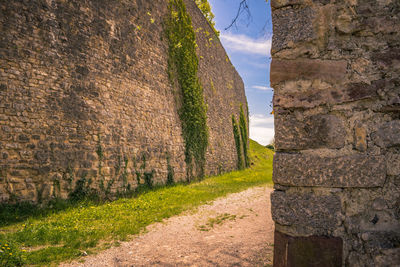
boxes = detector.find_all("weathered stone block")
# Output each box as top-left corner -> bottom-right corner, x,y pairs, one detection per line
270,59 -> 347,87
273,80 -> 379,108
374,248 -> 400,267
387,153 -> 400,176
272,7 -> 316,52
273,153 -> 386,187
373,120 -> 400,148
364,231 -> 400,254
271,190 -> 342,230
273,230 -> 343,267
354,124 -> 367,151
275,114 -> 346,150
271,0 -> 330,10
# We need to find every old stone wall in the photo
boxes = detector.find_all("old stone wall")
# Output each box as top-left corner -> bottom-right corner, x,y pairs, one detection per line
0,0 -> 247,202
270,0 -> 400,266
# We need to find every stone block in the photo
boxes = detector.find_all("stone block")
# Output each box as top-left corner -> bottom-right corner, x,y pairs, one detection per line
363,231 -> 400,254
275,114 -> 346,150
374,248 -> 400,267
273,80 -> 379,108
271,0 -> 330,9
373,120 -> 400,148
354,124 -> 367,151
387,153 -> 400,176
273,153 -> 386,187
273,230 -> 343,267
270,59 -> 347,87
272,7 -> 316,52
271,190 -> 342,230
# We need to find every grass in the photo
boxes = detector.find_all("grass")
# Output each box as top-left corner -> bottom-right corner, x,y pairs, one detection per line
0,139 -> 273,266
197,213 -> 237,231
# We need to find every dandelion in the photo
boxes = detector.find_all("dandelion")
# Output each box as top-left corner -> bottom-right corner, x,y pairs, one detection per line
9,253 -> 12,256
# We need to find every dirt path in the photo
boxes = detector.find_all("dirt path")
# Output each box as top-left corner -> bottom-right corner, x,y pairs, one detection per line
61,186 -> 274,267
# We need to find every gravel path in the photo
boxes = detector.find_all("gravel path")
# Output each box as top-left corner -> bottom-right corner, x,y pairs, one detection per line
61,186 -> 274,267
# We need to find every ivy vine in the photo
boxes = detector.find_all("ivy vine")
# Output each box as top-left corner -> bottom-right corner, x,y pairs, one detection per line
232,104 -> 249,170
239,104 -> 249,168
232,115 -> 244,170
166,0 -> 209,180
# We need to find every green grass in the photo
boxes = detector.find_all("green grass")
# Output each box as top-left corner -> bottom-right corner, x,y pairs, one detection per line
0,140 -> 273,266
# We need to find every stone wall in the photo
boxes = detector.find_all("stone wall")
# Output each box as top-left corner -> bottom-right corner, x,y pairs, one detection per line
270,0 -> 400,266
0,0 -> 247,202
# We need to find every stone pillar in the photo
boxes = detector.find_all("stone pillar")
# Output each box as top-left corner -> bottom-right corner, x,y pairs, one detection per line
270,0 -> 400,266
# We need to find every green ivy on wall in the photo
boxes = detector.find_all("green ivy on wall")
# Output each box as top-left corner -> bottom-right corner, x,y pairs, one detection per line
232,115 -> 244,170
232,104 -> 249,170
166,0 -> 209,180
239,104 -> 249,168
194,0 -> 219,36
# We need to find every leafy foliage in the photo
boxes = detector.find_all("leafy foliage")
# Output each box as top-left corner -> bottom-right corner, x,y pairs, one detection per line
0,239 -> 25,267
195,0 -> 219,36
232,115 -> 244,170
239,104 -> 249,168
167,0 -> 209,180
232,105 -> 249,170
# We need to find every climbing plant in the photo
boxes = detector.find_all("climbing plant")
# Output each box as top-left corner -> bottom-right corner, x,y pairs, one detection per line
194,0 -> 219,36
166,0 -> 209,180
232,115 -> 244,170
239,104 -> 249,168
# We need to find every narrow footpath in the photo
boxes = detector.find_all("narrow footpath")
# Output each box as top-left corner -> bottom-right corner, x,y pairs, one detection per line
61,186 -> 274,267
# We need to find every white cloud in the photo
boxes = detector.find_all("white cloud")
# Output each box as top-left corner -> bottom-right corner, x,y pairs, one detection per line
220,33 -> 271,56
249,114 -> 274,146
252,85 -> 273,91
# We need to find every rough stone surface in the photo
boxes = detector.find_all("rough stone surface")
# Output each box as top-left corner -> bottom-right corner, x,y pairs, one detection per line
354,124 -> 367,151
373,120 -> 400,148
273,79 -> 382,109
271,190 -> 342,231
271,0 -> 400,264
270,59 -> 347,87
0,0 -> 247,202
271,7 -> 316,53
274,114 -> 346,150
273,153 -> 386,187
387,154 -> 400,176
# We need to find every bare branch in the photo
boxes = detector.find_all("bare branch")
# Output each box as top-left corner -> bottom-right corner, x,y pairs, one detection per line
224,0 -> 252,30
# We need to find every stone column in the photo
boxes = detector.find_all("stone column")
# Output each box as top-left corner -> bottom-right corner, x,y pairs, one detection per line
270,0 -> 400,266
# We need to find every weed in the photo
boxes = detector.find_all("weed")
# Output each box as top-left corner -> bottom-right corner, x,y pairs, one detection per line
143,170 -> 155,189
197,213 -> 237,231
68,173 -> 94,201
0,239 -> 25,266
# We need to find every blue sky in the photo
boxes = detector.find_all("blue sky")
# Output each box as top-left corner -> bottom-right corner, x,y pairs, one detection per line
209,0 -> 274,145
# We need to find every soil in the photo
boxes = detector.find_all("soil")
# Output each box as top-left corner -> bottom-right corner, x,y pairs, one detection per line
61,186 -> 274,267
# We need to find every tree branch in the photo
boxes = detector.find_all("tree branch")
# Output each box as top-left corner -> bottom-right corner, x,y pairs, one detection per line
224,0 -> 251,30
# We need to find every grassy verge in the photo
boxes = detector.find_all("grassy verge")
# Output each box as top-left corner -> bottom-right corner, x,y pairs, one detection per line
0,140 -> 273,266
